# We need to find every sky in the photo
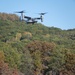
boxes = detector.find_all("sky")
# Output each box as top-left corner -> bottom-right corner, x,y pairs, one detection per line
0,0 -> 75,30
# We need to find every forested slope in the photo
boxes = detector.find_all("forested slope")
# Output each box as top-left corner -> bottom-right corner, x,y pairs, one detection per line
0,13 -> 75,75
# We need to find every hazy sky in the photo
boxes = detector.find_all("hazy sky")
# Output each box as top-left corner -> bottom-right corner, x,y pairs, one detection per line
0,0 -> 75,29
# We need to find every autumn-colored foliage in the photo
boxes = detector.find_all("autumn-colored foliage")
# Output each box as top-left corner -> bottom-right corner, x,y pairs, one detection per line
0,13 -> 19,21
26,41 -> 56,53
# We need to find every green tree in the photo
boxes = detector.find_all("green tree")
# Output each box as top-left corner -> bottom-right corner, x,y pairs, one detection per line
19,48 -> 33,75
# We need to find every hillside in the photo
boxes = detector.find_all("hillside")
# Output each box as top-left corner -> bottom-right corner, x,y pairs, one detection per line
0,13 -> 75,75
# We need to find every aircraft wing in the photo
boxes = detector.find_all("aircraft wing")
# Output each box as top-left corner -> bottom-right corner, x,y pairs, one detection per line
24,16 -> 31,20
34,18 -> 41,20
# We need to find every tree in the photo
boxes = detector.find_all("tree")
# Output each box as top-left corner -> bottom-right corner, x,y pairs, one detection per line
26,41 -> 56,75
64,50 -> 75,74
19,48 -> 33,75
